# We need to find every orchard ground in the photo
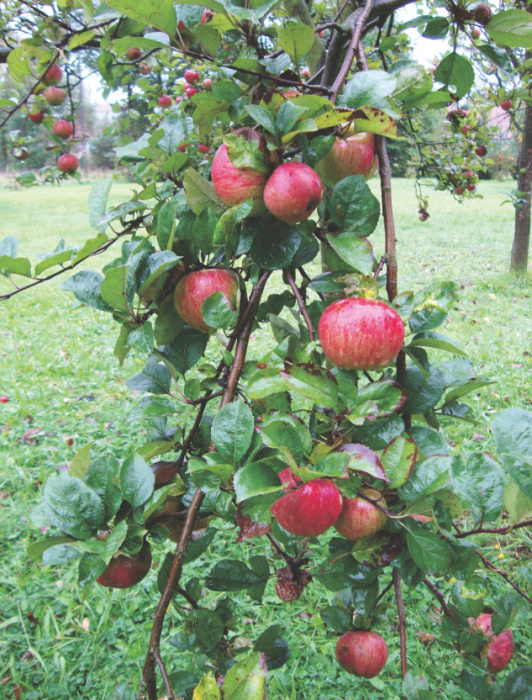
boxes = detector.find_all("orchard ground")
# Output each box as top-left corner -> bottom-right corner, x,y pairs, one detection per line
0,178 -> 530,699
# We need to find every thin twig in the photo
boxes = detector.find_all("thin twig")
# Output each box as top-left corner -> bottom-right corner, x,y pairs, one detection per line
393,568 -> 407,679
284,268 -> 316,341
453,519 -> 532,538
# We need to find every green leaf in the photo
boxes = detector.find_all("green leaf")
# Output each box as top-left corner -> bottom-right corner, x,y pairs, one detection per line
120,453 -> 155,509
71,233 -> 109,267
6,47 -> 32,84
27,536 -> 79,562
254,625 -> 290,670
183,168 -> 224,215
451,452 -> 506,522
155,327 -> 209,376
211,401 -> 254,465
422,17 -> 449,39
398,455 -> 452,502
381,435 -> 417,489
221,652 -> 267,700
84,456 -> 122,523
247,367 -> 287,400
503,481 -> 532,524
44,475 -> 104,538
249,224 -> 301,270
100,265 -> 128,311
224,133 -> 269,174
338,70 -> 397,112
502,666 -> 532,699
126,357 -> 172,395
34,248 -> 74,277
320,606 -> 352,633
406,529 -> 453,574
78,552 -> 107,588
88,178 -> 112,229
0,235 -> 18,257
206,560 -> 268,591
192,93 -> 231,135
330,175 -> 380,236
434,53 -> 475,99
402,366 -> 445,415
245,104 -> 278,136
105,0 -> 176,35
69,442 -> 93,479
155,298 -> 184,346
280,363 -> 338,408
487,9 -> 532,49
345,379 -> 406,424
234,463 -> 282,502
277,20 -> 315,60
185,528 -> 217,564
193,671 -> 222,700
326,233 -> 374,274
202,291 -> 238,330
492,408 -> 532,498
408,332 -> 466,356
0,255 -> 31,277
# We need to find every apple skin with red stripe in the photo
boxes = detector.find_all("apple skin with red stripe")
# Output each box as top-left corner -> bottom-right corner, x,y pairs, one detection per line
334,488 -> 387,541
173,269 -> 239,333
271,478 -> 343,537
336,631 -> 388,678
318,297 -> 404,371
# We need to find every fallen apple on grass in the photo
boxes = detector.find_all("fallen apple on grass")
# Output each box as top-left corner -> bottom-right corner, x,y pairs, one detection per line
336,631 -> 389,677
318,297 -> 404,371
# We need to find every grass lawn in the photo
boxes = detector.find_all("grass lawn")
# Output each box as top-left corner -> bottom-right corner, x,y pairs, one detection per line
0,178 -> 530,699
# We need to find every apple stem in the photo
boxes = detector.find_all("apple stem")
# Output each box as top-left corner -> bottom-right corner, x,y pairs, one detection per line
392,568 -> 408,680
284,268 -> 316,341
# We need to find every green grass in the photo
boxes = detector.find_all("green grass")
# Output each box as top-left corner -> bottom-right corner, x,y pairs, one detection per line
0,179 -> 530,699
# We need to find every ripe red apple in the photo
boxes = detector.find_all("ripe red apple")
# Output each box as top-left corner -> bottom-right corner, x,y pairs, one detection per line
278,467 -> 302,492
476,145 -> 487,156
185,87 -> 198,99
271,478 -> 343,537
315,131 -> 375,187
53,119 -> 74,139
42,64 -> 62,86
96,542 -> 152,588
139,63 -> 151,74
158,95 -> 173,108
418,209 -> 429,221
473,613 -> 514,673
57,153 -> 79,173
336,631 -> 388,678
454,186 -> 464,195
474,3 -> 492,26
471,27 -> 481,39
44,87 -> 66,106
302,66 -> 311,78
263,162 -> 322,225
211,127 -> 271,212
13,147 -> 29,160
463,170 -> 474,180
501,100 -> 512,111
202,78 -> 213,90
125,47 -> 142,61
201,9 -> 213,22
0,395 -> 9,403
466,183 -> 476,192
184,69 -> 199,83
198,144 -> 210,154
175,96 -> 183,103
318,297 -> 405,371
334,488 -> 387,541
173,268 -> 239,333
29,111 -> 45,124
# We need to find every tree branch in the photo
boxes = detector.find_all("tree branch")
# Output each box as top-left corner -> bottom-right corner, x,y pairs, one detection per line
330,0 -> 374,102
393,568 -> 407,679
284,268 -> 315,342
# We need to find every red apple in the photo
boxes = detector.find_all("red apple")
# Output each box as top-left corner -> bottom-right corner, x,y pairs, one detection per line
463,170 -> 474,180
42,64 -> 62,86
158,95 -> 173,108
334,488 -> 387,541
501,100 -> 512,111
202,9 -> 213,23
184,69 -> 200,83
263,162 -> 322,225
96,542 -> 152,589
13,147 -> 29,160
466,183 -> 476,192
318,297 -> 405,371
211,127 -> 271,212
139,63 -> 151,74
44,87 -> 66,106
278,467 -> 302,493
202,78 -> 213,90
419,210 -> 429,221
475,145 -> 487,156
0,395 -> 9,403
126,47 -> 142,61
57,153 -> 79,173
473,613 -> 514,673
185,87 -> 198,99
175,96 -> 183,103
454,186 -> 464,195
173,268 -> 239,333
271,478 -> 343,537
336,631 -> 388,678
198,144 -> 210,154
471,27 -> 481,39
474,3 -> 492,26
302,67 -> 311,78
53,119 -> 73,139
179,144 -> 187,152
315,131 -> 375,187
29,111 -> 45,124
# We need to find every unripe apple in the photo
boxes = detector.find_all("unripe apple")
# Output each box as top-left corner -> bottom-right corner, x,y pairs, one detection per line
318,297 -> 405,371
139,63 -> 151,74
173,268 -> 239,333
501,100 -> 512,111
53,119 -> 74,139
42,64 -> 62,86
185,87 -> 198,99
202,78 -> 213,90
0,395 -> 9,403
184,69 -> 200,83
334,488 -> 387,541
471,27 -> 481,39
29,111 -> 45,124
96,542 -> 152,589
473,613 -> 514,673
336,631 -> 388,678
315,131 -> 375,187
126,47 -> 142,61
198,143 -> 210,154
211,127 -> 271,212
263,162 -> 322,225
271,478 -> 343,537
44,87 -> 66,106
57,153 -> 79,173
475,145 -> 487,156
474,3 -> 492,26
158,95 -> 173,108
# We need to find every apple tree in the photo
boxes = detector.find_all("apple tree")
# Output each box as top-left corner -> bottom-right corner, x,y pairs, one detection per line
1,1 -> 532,698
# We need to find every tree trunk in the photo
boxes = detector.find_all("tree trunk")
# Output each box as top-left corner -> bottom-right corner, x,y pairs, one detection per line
510,55 -> 532,274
